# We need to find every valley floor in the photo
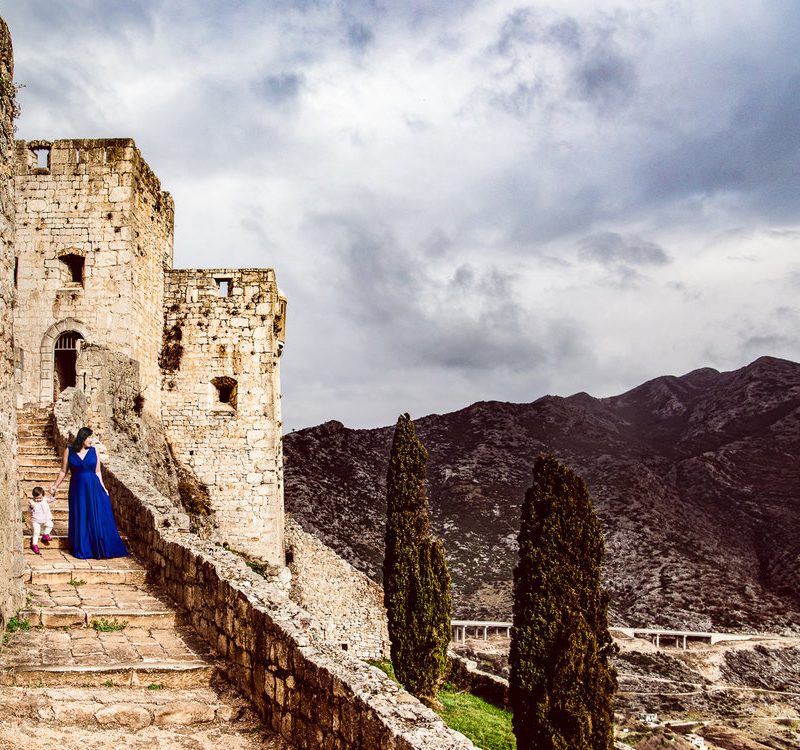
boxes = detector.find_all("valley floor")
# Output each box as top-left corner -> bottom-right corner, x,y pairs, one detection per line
451,632 -> 800,749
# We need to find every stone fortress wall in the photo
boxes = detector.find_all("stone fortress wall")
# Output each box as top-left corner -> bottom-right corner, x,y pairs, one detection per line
0,16 -> 23,628
285,516 -> 390,660
161,268 -> 287,565
12,138 -> 173,410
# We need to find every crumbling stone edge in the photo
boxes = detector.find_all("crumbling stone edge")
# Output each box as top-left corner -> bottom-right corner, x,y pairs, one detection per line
53,388 -> 476,750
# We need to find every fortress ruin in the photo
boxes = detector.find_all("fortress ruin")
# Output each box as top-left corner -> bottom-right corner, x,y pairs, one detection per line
12,136 -> 287,565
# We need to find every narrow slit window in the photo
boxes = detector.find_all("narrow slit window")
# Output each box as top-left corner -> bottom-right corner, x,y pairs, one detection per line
13,257 -> 18,287
75,148 -> 81,165
215,278 -> 232,297
59,253 -> 85,286
211,376 -> 238,410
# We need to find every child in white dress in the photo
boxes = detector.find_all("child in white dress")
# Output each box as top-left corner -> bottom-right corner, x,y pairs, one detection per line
29,486 -> 54,555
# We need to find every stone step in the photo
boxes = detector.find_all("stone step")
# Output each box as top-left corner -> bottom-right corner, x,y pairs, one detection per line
18,465 -> 58,477
0,623 -> 217,689
16,420 -> 52,427
17,443 -> 58,454
24,518 -> 68,534
18,456 -> 62,467
25,549 -> 145,586
20,606 -> 178,629
0,661 -> 217,688
17,429 -> 53,440
0,690 -> 286,749
27,565 -> 145,586
20,579 -> 175,630
0,685 -> 252,729
17,436 -> 55,446
24,533 -> 69,550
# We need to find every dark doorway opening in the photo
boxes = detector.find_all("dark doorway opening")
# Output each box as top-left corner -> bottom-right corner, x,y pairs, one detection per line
53,331 -> 84,399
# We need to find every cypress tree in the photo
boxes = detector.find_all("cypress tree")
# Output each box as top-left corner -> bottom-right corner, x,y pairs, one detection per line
383,413 -> 452,705
510,454 -> 617,750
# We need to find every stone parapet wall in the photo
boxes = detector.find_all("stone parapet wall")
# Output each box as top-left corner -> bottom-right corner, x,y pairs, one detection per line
12,137 -> 172,408
447,653 -> 510,708
54,388 -> 475,750
0,14 -> 22,628
285,517 -> 390,660
161,268 -> 286,565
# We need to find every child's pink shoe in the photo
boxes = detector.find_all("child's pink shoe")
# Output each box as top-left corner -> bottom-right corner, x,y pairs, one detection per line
30,543 -> 41,555
41,534 -> 52,544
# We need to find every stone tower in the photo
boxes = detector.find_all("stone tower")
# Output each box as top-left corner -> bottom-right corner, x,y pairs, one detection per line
161,269 -> 287,562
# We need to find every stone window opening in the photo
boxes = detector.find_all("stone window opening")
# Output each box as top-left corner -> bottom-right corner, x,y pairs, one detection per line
13,257 -> 18,287
33,147 -> 50,171
212,376 -> 238,411
75,148 -> 81,165
59,253 -> 85,287
215,277 -> 232,297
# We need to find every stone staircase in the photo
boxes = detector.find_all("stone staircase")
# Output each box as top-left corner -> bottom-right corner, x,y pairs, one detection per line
0,407 -> 288,749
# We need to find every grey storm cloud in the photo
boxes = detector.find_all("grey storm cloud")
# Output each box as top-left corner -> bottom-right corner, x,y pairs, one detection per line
253,72 -> 305,103
4,1 -> 800,428
489,7 -> 639,115
578,233 -> 670,267
573,47 -> 636,110
345,21 -> 374,51
308,211 -> 562,374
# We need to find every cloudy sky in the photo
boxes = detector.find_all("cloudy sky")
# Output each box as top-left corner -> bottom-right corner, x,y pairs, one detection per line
4,1 -> 799,429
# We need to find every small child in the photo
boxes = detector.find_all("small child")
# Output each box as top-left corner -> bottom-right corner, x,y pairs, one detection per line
29,486 -> 54,556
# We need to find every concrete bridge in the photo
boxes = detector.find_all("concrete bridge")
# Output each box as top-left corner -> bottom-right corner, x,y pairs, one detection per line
452,620 -> 512,642
614,627 -> 755,649
452,621 -> 758,650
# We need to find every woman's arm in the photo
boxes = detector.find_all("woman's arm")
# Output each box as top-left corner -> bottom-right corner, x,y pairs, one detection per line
50,449 -> 69,494
95,454 -> 109,494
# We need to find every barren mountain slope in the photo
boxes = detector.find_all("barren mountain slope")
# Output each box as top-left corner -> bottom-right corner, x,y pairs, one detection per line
284,356 -> 800,631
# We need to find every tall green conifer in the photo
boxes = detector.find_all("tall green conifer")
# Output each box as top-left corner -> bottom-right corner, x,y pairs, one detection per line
383,413 -> 452,705
510,454 -> 617,750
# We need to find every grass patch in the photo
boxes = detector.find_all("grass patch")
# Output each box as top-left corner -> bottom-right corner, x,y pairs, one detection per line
438,683 -> 515,750
3,615 -> 31,646
92,618 -> 128,632
367,661 -> 515,750
147,683 -> 163,690
223,546 -> 281,579
69,579 -> 86,587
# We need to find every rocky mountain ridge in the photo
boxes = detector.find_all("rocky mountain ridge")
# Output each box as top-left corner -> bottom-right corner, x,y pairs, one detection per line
284,356 -> 800,632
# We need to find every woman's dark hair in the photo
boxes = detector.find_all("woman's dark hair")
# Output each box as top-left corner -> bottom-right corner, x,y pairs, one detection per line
71,427 -> 93,452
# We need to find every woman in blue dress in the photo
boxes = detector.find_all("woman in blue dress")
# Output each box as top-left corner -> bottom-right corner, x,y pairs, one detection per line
50,426 -> 128,559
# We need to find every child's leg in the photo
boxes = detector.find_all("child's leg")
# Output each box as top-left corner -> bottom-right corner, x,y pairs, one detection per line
32,521 -> 41,545
42,520 -> 54,542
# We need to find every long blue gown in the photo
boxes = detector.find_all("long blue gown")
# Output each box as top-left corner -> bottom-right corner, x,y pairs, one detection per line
67,446 -> 128,559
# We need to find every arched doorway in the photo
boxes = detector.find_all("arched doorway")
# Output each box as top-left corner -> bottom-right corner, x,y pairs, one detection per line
53,331 -> 84,399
